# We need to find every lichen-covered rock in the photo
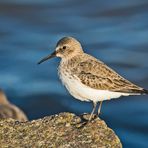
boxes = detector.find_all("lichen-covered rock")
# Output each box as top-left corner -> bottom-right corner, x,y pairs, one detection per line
0,112 -> 122,148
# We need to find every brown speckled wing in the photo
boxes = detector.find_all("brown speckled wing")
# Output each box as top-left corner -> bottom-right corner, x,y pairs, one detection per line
73,55 -> 144,94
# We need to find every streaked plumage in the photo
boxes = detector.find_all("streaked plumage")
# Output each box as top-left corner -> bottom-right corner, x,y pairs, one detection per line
38,37 -> 148,120
59,53 -> 146,95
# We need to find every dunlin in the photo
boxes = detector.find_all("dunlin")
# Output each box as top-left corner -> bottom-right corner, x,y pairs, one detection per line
0,89 -> 28,121
38,37 -> 148,121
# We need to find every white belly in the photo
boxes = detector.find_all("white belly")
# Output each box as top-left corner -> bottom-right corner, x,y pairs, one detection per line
59,70 -> 130,103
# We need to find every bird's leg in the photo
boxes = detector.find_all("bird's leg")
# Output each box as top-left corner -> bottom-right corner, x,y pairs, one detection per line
89,102 -> 97,121
97,101 -> 103,116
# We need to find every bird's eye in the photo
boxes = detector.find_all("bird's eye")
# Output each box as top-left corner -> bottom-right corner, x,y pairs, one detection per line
63,46 -> 66,49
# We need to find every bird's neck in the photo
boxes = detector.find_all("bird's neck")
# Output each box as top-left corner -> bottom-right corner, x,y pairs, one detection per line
60,54 -> 83,69
62,51 -> 83,61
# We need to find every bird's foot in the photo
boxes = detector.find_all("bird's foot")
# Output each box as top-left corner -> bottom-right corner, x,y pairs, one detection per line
97,111 -> 102,116
76,113 -> 98,128
75,113 -> 99,128
80,113 -> 98,121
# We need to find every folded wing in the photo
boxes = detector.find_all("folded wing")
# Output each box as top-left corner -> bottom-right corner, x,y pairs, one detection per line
73,56 -> 146,94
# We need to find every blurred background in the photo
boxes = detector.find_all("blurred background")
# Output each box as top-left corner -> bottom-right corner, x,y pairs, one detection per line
0,0 -> 148,147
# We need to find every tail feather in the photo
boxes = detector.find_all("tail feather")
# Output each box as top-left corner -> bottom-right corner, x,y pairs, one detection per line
119,88 -> 148,95
143,89 -> 148,94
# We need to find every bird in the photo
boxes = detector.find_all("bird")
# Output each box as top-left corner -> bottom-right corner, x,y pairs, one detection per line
38,37 -> 148,121
0,89 -> 28,122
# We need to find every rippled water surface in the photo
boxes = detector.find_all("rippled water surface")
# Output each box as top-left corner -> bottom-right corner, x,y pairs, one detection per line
0,0 -> 148,147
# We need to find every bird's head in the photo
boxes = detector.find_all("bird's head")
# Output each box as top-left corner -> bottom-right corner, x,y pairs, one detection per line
38,37 -> 83,64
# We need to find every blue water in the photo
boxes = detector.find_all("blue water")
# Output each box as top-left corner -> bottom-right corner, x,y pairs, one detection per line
0,0 -> 148,147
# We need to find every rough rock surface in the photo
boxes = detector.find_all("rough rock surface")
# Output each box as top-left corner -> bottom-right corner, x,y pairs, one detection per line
0,112 -> 122,148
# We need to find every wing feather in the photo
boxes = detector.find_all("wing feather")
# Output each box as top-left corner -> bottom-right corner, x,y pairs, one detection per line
73,56 -> 144,94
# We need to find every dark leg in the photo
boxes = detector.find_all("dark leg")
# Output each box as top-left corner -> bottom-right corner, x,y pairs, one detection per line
89,102 -> 97,121
97,101 -> 103,116
76,102 -> 98,128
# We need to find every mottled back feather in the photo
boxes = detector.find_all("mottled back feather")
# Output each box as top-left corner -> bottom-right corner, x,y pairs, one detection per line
70,53 -> 145,94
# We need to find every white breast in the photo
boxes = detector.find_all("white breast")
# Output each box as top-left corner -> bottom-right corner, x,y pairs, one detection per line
58,66 -> 130,103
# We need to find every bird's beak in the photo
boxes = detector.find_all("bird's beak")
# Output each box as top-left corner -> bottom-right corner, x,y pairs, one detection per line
38,51 -> 56,64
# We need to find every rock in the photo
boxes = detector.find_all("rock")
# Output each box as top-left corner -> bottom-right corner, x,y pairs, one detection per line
0,112 -> 122,148
0,89 -> 28,122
